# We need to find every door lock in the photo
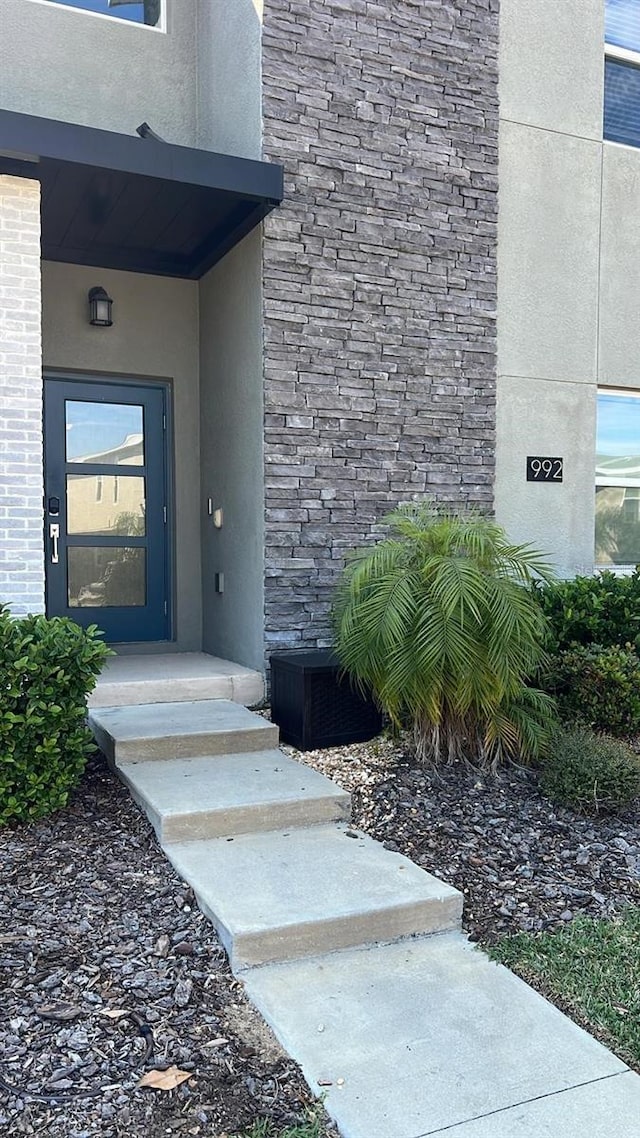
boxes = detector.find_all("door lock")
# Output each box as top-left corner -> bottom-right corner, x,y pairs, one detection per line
49,523 -> 60,565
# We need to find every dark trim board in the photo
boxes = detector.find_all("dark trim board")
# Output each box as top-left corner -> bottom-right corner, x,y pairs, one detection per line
0,110 -> 283,278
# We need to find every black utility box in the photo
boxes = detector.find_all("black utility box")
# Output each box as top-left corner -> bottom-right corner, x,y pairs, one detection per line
270,648 -> 383,751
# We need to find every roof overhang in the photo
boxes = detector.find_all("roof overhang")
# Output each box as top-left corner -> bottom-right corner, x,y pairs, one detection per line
0,110 -> 284,279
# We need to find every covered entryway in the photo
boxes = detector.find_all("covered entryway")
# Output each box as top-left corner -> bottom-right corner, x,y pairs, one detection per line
0,109 -> 282,666
0,109 -> 282,279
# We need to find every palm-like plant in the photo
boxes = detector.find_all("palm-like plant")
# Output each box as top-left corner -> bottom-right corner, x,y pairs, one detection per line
334,503 -> 557,771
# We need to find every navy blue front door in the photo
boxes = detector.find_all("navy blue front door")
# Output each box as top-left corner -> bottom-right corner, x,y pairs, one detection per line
44,376 -> 169,643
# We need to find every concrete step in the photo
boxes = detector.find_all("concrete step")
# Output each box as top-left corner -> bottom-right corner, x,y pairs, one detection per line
118,750 -> 351,842
89,700 -> 278,765
244,932 -> 640,1138
163,823 -> 462,969
89,652 -> 263,709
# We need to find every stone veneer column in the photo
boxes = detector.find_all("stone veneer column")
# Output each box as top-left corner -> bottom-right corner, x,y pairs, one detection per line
261,0 -> 499,654
0,175 -> 44,614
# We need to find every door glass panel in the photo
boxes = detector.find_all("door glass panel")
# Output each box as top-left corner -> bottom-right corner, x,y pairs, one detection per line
65,401 -> 144,465
67,548 -> 146,607
66,475 -> 146,536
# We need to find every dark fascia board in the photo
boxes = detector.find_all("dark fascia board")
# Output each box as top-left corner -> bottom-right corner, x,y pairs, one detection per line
0,109 -> 284,206
187,201 -> 273,279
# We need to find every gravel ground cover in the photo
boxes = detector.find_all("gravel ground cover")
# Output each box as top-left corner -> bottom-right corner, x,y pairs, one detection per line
0,756 -> 331,1138
291,734 -> 640,942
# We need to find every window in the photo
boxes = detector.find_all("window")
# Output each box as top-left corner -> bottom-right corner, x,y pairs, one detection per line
604,58 -> 640,147
39,0 -> 161,27
606,0 -> 640,53
595,391 -> 640,568
605,1 -> 640,146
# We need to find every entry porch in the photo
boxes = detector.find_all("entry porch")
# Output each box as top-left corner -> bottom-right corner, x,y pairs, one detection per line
88,651 -> 264,708
0,109 -> 283,674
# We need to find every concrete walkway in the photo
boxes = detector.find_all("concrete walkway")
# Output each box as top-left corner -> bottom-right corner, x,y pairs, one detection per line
89,695 -> 640,1138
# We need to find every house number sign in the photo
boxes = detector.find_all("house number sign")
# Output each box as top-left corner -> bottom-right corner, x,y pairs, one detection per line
526,456 -> 563,482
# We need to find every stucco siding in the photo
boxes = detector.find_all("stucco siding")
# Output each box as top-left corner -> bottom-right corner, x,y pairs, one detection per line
0,1 -> 197,144
196,0 -> 263,158
496,0 -> 640,577
199,230 -> 265,672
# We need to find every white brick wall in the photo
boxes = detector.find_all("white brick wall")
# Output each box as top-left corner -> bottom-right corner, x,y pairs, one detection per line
0,175 -> 44,614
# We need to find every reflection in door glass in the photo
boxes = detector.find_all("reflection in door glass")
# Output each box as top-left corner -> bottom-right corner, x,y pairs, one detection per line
65,401 -> 144,465
66,475 -> 146,535
67,547 -> 146,607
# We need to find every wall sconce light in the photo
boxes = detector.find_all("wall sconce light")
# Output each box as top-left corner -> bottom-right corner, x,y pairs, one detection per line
88,286 -> 113,327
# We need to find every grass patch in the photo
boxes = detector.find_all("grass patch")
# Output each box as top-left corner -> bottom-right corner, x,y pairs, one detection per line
235,1109 -> 329,1138
490,908 -> 640,1070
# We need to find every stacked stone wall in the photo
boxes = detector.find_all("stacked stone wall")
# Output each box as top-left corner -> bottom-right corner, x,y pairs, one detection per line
262,0 -> 499,649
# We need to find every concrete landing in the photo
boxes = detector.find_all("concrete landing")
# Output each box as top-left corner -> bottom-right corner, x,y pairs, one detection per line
89,652 -> 264,709
118,749 -> 351,842
244,933 -> 640,1138
89,699 -> 278,764
163,824 -> 462,969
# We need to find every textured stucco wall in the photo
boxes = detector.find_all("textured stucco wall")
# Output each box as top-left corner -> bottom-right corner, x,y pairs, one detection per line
496,0 -> 637,577
0,1 -> 197,144
196,0 -> 265,671
199,230 -> 265,672
196,0 -> 263,158
261,0 -> 499,652
0,176 -> 44,615
0,0 -> 263,156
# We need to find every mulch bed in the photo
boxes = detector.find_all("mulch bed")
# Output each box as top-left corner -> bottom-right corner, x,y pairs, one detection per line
0,756 -> 324,1138
292,735 -> 640,943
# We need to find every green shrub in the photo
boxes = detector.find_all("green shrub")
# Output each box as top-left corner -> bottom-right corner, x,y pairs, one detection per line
544,643 -> 640,736
334,503 -> 557,771
534,569 -> 640,653
540,726 -> 640,813
0,613 -> 110,825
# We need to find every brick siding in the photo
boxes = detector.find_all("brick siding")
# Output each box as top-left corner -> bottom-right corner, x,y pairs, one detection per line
0,176 -> 44,615
262,0 -> 500,653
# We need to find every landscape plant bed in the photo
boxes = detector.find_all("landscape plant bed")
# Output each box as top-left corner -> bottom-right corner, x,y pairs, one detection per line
293,733 -> 640,1066
0,756 -> 333,1138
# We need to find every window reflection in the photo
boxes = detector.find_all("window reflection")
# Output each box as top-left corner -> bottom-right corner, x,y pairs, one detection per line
42,1 -> 161,27
606,0 -> 640,54
595,393 -> 640,567
595,486 -> 640,567
68,547 -> 146,608
67,475 -> 146,536
65,401 -> 144,465
604,59 -> 640,148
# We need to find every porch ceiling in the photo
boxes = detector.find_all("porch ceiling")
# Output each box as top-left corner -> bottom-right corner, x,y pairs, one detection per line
0,110 -> 283,279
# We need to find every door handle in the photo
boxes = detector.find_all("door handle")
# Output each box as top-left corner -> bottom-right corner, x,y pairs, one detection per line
49,523 -> 60,565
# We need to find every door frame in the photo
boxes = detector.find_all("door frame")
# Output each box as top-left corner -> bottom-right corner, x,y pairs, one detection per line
43,370 -> 174,644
